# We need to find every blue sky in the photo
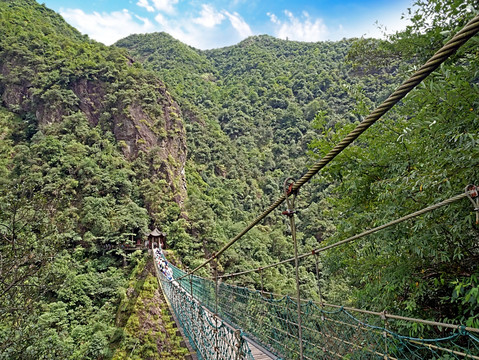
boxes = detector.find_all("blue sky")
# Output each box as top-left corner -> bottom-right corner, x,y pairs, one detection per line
39,0 -> 413,49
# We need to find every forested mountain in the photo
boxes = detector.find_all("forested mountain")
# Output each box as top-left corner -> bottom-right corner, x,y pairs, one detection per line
0,0 -> 188,358
116,0 -> 479,331
115,31 -> 403,276
0,0 -> 478,358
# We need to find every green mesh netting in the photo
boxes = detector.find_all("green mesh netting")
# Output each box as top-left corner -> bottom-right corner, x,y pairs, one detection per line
165,260 -> 479,360
156,258 -> 254,360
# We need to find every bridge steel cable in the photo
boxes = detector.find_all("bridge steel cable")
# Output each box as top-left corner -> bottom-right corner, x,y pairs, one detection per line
219,191 -> 471,280
178,13 -> 479,281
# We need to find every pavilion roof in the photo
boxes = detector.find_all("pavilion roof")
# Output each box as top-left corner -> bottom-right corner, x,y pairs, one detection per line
149,228 -> 165,237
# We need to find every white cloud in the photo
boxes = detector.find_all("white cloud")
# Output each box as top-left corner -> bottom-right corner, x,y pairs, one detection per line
154,12 -> 167,26
269,10 -> 328,42
137,0 -> 154,12
223,11 -> 252,38
230,0 -> 250,6
59,3 -> 254,50
267,12 -> 279,25
193,4 -> 225,28
152,12 -> 215,49
151,0 -> 178,14
60,8 -> 155,45
152,7 -> 252,49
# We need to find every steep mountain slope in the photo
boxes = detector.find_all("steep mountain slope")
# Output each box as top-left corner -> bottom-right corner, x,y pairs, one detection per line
0,0 -> 189,358
115,32 -> 402,278
116,32 -> 401,202
1,0 -> 187,209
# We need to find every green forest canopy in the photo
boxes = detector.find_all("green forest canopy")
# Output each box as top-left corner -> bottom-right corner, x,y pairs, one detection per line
0,0 -> 478,358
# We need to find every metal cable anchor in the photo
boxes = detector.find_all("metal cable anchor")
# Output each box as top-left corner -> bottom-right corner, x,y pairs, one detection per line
465,184 -> 479,224
282,177 -> 297,218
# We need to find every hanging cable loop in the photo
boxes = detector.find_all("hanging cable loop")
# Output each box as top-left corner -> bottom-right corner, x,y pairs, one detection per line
465,184 -> 479,224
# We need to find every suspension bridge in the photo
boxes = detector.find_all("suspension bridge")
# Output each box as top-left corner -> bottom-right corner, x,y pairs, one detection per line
154,14 -> 479,360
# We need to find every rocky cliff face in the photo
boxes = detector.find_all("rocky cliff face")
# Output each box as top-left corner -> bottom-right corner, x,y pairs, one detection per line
68,75 -> 188,207
0,21 -> 187,210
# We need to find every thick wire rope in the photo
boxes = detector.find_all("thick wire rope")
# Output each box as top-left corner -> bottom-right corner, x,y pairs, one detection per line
219,191 -> 470,279
178,14 -> 479,281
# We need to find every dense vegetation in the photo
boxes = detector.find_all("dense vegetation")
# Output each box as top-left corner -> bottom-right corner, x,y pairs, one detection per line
115,30 -> 403,291
320,1 -> 479,327
0,0 -> 186,358
117,0 -> 479,331
0,0 -> 477,358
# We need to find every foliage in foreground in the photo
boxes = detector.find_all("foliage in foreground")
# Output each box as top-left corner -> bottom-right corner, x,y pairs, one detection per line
311,0 -> 479,329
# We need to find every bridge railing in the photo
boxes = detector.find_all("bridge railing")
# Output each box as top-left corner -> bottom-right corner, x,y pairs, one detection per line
154,256 -> 255,360
218,283 -> 479,360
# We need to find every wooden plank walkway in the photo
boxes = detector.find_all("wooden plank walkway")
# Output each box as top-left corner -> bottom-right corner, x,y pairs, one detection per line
247,340 -> 277,360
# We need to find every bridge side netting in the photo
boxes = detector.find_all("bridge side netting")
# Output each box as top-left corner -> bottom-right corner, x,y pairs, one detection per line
168,260 -> 479,360
155,257 -> 254,360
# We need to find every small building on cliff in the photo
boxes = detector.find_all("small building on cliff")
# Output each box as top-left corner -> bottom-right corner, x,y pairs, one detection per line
146,228 -> 167,249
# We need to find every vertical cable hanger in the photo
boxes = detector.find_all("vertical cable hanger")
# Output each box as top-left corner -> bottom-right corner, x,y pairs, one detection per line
283,177 -> 304,360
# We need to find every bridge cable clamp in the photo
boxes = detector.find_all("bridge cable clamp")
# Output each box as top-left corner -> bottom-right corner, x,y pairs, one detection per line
283,177 -> 298,217
282,209 -> 296,217
465,184 -> 479,224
